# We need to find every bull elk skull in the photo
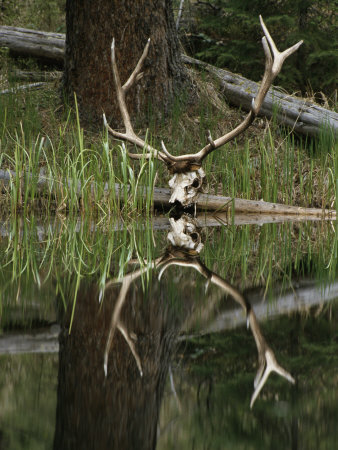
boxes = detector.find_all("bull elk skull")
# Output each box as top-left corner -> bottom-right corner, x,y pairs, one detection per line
103,16 -> 302,206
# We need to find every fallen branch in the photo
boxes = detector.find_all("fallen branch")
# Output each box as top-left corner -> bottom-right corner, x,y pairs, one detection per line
0,81 -> 48,95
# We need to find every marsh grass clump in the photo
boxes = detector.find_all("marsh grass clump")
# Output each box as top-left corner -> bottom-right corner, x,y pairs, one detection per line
0,88 -> 158,217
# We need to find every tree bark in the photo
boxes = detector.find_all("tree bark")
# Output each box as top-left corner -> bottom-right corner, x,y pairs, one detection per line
64,0 -> 188,124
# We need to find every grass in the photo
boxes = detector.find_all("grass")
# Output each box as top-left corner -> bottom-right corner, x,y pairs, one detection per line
0,86 -> 158,218
0,4 -> 337,333
0,212 -> 336,330
0,71 -> 336,216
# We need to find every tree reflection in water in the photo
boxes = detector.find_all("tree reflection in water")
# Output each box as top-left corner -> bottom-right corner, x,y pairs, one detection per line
54,214 -> 295,450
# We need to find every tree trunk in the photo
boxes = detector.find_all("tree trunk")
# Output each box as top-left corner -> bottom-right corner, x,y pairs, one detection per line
53,277 -> 186,450
64,0 -> 188,125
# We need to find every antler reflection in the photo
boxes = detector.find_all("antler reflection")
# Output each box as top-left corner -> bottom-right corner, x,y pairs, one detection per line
158,215 -> 295,408
103,215 -> 204,377
103,261 -> 159,377
104,214 -> 295,407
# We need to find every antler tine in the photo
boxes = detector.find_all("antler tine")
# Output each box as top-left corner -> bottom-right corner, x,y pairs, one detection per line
122,38 -> 151,94
252,15 -> 303,114
103,38 -> 170,164
117,321 -> 143,376
248,310 -> 295,409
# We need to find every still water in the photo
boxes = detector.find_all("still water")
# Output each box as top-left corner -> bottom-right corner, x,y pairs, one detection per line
0,213 -> 337,449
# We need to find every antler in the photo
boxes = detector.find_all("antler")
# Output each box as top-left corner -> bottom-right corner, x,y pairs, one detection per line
103,38 -> 181,168
166,15 -> 303,165
158,247 -> 295,408
248,310 -> 295,408
103,18 -> 302,207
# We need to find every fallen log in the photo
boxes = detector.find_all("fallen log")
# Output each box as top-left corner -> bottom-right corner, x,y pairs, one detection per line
1,280 -> 337,354
182,54 -> 338,138
0,168 -> 336,218
0,211 -> 331,245
0,25 -> 336,138
10,69 -> 62,82
0,25 -> 64,63
0,81 -> 48,95
179,279 -> 338,338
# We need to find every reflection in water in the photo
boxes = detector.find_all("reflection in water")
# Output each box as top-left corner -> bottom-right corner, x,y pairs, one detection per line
54,214 -> 295,449
0,215 -> 336,449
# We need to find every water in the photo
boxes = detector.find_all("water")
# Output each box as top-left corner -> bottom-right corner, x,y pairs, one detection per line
0,213 -> 337,449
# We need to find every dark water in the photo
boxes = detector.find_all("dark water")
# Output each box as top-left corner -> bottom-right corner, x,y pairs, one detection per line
0,215 -> 337,449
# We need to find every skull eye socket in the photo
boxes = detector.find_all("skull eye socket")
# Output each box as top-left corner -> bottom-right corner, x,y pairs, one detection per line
191,178 -> 200,188
190,232 -> 199,242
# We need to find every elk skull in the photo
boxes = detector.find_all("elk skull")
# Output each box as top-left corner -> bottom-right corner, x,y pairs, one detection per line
168,167 -> 205,206
167,214 -> 204,253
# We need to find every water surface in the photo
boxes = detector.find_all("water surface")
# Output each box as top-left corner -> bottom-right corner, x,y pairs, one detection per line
0,214 -> 337,449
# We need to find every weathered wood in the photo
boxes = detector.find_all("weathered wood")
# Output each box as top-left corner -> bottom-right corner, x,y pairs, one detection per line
0,212 -> 331,245
0,324 -> 60,354
182,54 -> 338,138
180,280 -> 338,337
1,26 -> 336,137
0,168 -> 336,218
1,280 -> 337,354
10,69 -> 62,81
0,82 -> 48,95
0,25 -> 65,62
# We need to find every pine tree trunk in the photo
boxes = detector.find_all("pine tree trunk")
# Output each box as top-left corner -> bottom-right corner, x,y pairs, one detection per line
64,0 -> 188,125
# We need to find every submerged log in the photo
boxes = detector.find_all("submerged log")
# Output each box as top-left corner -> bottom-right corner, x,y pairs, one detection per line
0,168 -> 336,218
2,279 -> 338,354
0,26 -> 337,138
